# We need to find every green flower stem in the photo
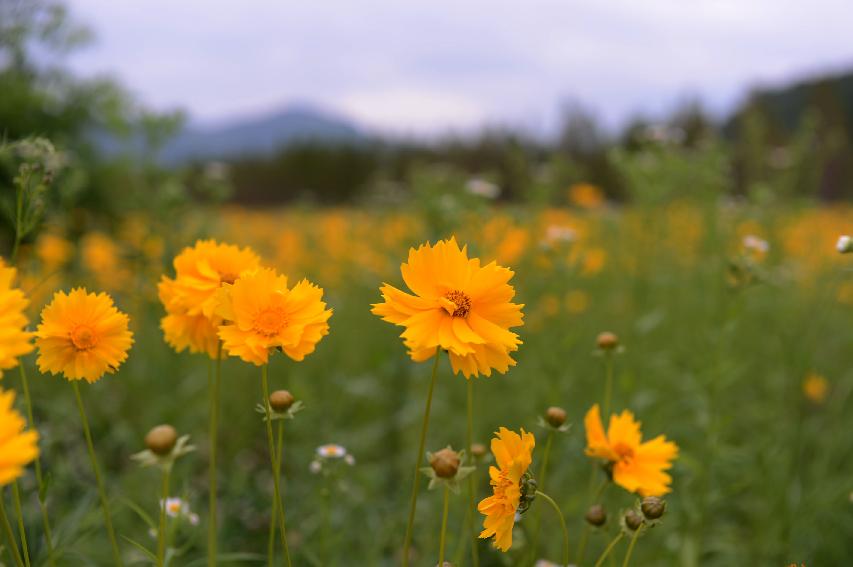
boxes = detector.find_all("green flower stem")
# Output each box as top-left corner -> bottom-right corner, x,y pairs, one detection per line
602,352 -> 614,419
438,486 -> 450,566
10,481 -> 29,567
261,365 -> 292,567
465,378 -> 479,567
529,430 -> 555,564
267,420 -> 284,567
621,527 -> 641,567
17,365 -> 54,566
208,345 -> 221,567
157,465 -> 171,567
535,490 -> 569,567
72,382 -> 123,567
593,533 -> 624,567
0,489 -> 25,567
402,348 -> 441,567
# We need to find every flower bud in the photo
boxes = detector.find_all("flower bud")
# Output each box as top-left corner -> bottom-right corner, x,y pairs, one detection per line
624,509 -> 644,531
545,406 -> 567,428
145,425 -> 177,456
640,496 -> 666,520
470,443 -> 487,458
585,504 -> 607,527
837,235 -> 852,254
596,332 -> 619,350
430,448 -> 461,478
269,390 -> 295,412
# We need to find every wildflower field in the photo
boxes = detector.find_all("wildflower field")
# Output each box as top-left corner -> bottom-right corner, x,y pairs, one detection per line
0,158 -> 851,567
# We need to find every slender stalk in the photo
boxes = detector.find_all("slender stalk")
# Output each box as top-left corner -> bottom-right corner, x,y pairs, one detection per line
17,365 -> 54,566
402,349 -> 441,567
267,420 -> 284,567
465,378 -> 479,567
10,482 -> 29,567
602,352 -> 614,418
0,489 -> 25,567
10,173 -> 25,262
621,528 -> 641,567
593,533 -> 624,567
261,365 -> 292,567
71,382 -> 123,567
529,430 -> 554,564
321,475 -> 331,566
208,344 -> 221,567
157,466 -> 171,567
535,491 -> 569,567
438,486 -> 450,566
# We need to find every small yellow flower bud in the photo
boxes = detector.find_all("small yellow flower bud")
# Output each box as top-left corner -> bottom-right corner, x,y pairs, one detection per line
585,504 -> 607,526
641,496 -> 666,520
430,448 -> 461,479
545,406 -> 567,428
597,331 -> 619,350
145,425 -> 177,456
269,390 -> 295,412
470,443 -> 487,458
624,509 -> 644,531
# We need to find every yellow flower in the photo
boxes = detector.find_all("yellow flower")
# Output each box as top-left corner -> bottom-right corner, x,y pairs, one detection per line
802,372 -> 828,404
568,183 -> 604,209
0,387 -> 39,486
371,237 -> 524,378
35,289 -> 134,383
35,233 -> 73,271
0,261 -> 34,377
584,404 -> 678,497
216,268 -> 332,365
478,427 -> 535,551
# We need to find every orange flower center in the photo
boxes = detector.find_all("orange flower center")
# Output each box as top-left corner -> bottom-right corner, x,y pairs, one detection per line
70,325 -> 99,351
253,307 -> 287,336
612,441 -> 635,463
443,290 -> 472,318
219,272 -> 239,285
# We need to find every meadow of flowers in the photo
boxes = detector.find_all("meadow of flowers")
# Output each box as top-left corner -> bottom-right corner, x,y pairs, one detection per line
0,162 -> 851,567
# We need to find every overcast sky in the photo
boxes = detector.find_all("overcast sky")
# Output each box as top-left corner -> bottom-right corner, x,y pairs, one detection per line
65,0 -> 853,136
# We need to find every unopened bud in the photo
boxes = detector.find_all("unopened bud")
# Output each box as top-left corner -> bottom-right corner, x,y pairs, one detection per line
545,406 -> 567,428
641,496 -> 666,520
624,509 -> 644,531
269,390 -> 295,412
585,504 -> 607,527
837,235 -> 852,254
145,425 -> 177,456
470,443 -> 487,458
597,332 -> 619,350
430,448 -> 461,478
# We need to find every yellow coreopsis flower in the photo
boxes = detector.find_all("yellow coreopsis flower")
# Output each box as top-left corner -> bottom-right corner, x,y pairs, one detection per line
0,261 -> 34,377
568,182 -> 604,209
35,289 -> 134,383
216,268 -> 332,365
584,404 -> 678,497
371,237 -> 524,378
0,387 -> 39,486
478,427 -> 535,552
802,372 -> 828,404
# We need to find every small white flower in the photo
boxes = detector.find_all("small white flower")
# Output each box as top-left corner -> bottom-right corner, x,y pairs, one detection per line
742,235 -> 769,254
162,497 -> 186,518
465,178 -> 500,199
309,460 -> 323,474
344,454 -> 356,466
189,513 -> 200,526
837,235 -> 852,254
316,444 -> 347,459
545,225 -> 577,245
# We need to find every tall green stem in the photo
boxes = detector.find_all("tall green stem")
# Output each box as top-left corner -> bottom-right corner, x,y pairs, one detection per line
621,528 -> 641,567
157,466 -> 171,567
438,486 -> 450,566
10,482 -> 29,567
529,430 -> 554,564
593,533 -> 624,567
602,353 -> 614,418
208,345 -> 221,567
10,173 -> 26,262
17,365 -> 54,566
465,378 -> 479,567
535,491 -> 569,566
402,349 -> 441,567
267,420 -> 284,567
72,382 -> 123,567
0,489 -> 25,567
261,365 -> 292,567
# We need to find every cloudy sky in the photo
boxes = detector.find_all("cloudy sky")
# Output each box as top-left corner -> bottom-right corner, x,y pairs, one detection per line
65,0 -> 853,136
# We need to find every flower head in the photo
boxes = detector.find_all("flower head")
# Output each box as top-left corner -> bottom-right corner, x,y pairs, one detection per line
35,289 -> 133,383
0,261 -> 34,377
0,388 -> 39,486
584,404 -> 678,497
478,427 -> 535,551
837,235 -> 852,254
372,237 -> 524,378
216,268 -> 332,365
802,372 -> 829,404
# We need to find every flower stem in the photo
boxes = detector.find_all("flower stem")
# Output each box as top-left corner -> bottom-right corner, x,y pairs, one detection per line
602,352 -> 614,419
157,466 -> 171,567
465,378 -> 479,567
208,345 -> 221,567
438,486 -> 450,566
0,489 -> 25,567
261,365 -> 292,567
621,527 -> 641,567
534,490 -> 569,567
529,430 -> 554,564
593,533 -> 624,567
10,481 -> 29,567
267,420 -> 284,567
402,348 -> 441,567
17,365 -> 54,566
72,382 -> 123,567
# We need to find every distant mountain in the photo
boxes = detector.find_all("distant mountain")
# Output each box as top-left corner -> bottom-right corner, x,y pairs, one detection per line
158,105 -> 364,164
